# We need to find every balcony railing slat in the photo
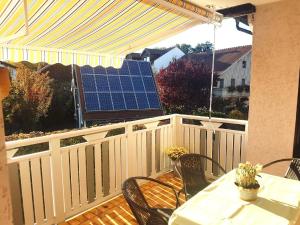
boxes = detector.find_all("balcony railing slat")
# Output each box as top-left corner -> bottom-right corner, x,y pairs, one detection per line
19,160 -> 34,225
226,133 -> 234,171
78,146 -> 88,206
141,132 -> 147,177
115,137 -> 122,192
94,143 -> 103,200
31,157 -> 45,225
109,139 -> 116,194
41,155 -> 54,224
220,132 -> 227,170
61,150 -> 72,212
206,130 -> 213,174
233,133 -> 242,168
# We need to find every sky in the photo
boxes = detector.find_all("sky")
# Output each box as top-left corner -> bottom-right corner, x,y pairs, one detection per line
146,18 -> 252,50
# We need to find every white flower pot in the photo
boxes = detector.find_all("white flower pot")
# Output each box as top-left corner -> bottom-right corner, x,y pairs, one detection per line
238,187 -> 259,201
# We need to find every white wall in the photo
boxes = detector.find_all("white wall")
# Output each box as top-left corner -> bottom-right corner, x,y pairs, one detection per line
152,47 -> 185,73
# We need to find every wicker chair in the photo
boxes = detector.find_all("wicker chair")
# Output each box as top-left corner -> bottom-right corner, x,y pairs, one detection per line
263,158 -> 300,180
178,154 -> 226,200
122,176 -> 180,225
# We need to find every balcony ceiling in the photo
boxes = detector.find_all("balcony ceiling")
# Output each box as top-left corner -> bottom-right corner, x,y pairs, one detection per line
188,0 -> 282,9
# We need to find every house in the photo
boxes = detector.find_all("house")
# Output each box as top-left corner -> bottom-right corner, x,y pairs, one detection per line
141,47 -> 185,73
183,45 -> 252,99
125,52 -> 142,60
0,61 -> 16,79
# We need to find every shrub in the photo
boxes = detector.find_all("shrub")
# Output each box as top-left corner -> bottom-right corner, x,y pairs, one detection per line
228,109 -> 245,120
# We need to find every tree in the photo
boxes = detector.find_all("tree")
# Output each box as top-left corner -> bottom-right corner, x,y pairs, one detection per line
176,42 -> 213,54
156,59 -> 213,113
193,41 -> 213,53
39,64 -> 75,131
176,44 -> 193,54
3,64 -> 53,134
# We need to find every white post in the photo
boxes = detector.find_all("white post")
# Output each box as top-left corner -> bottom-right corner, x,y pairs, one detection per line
172,114 -> 181,146
126,124 -> 136,178
49,139 -> 65,223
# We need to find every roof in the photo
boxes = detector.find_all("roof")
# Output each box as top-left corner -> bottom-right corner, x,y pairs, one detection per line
142,47 -> 175,56
182,45 -> 252,73
141,47 -> 176,63
125,53 -> 142,60
0,61 -> 17,69
0,0 -> 222,67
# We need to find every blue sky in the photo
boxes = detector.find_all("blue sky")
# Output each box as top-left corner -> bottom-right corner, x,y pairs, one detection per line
147,18 -> 252,50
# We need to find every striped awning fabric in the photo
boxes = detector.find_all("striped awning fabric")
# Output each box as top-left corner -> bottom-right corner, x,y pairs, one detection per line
0,0 -> 222,67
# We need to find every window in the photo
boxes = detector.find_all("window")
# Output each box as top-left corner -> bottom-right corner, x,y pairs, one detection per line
242,60 -> 247,68
219,79 -> 224,88
231,79 -> 235,87
242,79 -> 246,86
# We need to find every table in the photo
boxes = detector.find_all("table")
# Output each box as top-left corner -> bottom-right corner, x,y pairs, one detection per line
169,170 -> 300,225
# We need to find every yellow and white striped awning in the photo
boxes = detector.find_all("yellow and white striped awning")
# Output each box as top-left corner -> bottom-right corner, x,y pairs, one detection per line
0,0 -> 222,67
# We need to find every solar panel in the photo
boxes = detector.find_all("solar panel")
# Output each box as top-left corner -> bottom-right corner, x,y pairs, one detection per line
79,60 -> 161,113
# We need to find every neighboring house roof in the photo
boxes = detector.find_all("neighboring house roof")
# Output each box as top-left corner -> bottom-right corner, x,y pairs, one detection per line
0,61 -> 17,69
182,45 -> 252,74
141,47 -> 175,63
125,52 -> 142,60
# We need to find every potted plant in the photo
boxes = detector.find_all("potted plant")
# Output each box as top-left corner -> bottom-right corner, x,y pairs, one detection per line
235,162 -> 262,201
166,146 -> 187,177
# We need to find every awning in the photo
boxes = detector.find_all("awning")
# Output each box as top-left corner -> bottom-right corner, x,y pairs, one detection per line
0,0 -> 222,67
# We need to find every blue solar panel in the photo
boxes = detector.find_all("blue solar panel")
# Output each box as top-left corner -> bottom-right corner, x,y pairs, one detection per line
82,75 -> 96,92
94,66 -> 106,75
81,65 -> 94,74
136,93 -> 149,109
79,60 -> 161,112
98,93 -> 113,110
127,61 -> 140,75
84,93 -> 99,111
139,61 -> 152,76
132,77 -> 145,92
147,93 -> 160,108
108,76 -> 122,92
143,77 -> 155,92
120,76 -> 133,91
106,67 -> 119,76
119,62 -> 130,75
111,93 -> 126,110
124,93 -> 138,109
95,75 -> 109,92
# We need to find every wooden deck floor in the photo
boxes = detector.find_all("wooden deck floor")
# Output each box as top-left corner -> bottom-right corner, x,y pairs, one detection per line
60,172 -> 184,225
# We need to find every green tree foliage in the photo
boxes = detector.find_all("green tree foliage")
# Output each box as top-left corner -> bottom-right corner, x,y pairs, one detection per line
156,59 -> 213,114
193,41 -> 213,53
39,64 -> 75,131
176,41 -> 213,54
3,64 -> 53,134
176,43 -> 193,54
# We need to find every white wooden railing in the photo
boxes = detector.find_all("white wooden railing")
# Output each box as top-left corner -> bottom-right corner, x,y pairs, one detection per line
6,114 -> 248,225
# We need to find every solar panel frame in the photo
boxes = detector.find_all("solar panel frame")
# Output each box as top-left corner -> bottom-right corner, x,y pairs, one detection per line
76,60 -> 163,121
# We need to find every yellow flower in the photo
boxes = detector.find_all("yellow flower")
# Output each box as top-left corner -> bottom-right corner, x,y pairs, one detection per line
165,146 -> 188,161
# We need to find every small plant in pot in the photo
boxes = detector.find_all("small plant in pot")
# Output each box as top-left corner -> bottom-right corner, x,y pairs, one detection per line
235,162 -> 262,201
166,146 -> 187,177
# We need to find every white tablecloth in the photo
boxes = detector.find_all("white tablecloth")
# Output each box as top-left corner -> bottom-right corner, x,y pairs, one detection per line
169,171 -> 300,225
